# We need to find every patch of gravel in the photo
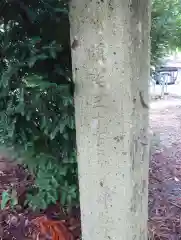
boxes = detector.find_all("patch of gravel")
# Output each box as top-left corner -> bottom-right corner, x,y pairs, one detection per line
150,96 -> 181,150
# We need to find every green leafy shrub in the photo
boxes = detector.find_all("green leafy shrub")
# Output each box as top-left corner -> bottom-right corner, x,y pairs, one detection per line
0,0 -> 78,210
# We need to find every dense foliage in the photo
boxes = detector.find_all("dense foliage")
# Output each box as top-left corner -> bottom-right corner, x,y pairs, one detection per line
151,0 -> 181,66
0,0 -> 78,210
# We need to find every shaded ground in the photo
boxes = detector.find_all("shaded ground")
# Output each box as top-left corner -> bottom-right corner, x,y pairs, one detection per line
149,95 -> 181,239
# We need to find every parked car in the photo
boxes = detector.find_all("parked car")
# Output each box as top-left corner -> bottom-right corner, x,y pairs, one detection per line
154,66 -> 178,85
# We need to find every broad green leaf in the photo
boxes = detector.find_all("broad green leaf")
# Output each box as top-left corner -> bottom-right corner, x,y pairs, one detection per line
49,49 -> 56,59
60,191 -> 67,205
59,123 -> 65,133
1,191 -> 10,209
10,189 -> 18,208
63,133 -> 69,140
50,126 -> 59,140
54,8 -> 68,14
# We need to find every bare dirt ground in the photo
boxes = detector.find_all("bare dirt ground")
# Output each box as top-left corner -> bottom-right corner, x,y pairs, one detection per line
149,94 -> 181,239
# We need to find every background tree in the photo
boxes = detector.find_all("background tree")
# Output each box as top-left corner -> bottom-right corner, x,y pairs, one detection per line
151,0 -> 181,66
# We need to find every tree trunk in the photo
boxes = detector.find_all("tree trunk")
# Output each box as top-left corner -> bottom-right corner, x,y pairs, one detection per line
69,1 -> 151,239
